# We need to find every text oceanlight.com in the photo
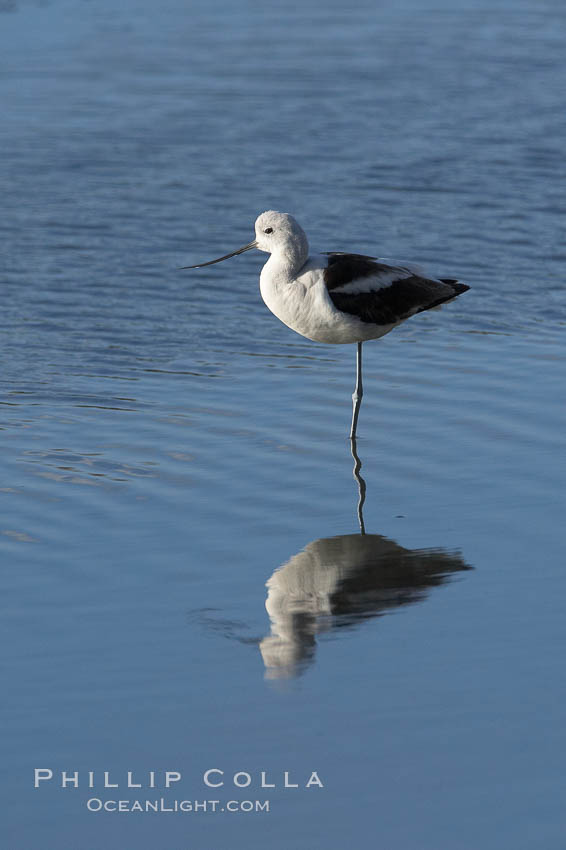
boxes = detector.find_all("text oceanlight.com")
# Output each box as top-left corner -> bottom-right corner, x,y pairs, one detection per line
86,798 -> 270,813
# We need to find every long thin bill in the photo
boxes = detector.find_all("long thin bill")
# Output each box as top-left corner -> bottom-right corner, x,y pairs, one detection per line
179,240 -> 258,269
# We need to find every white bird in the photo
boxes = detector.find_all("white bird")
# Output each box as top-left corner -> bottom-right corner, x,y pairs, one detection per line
182,211 -> 469,439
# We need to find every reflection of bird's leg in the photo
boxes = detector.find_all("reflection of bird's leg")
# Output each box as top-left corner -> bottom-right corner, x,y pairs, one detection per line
350,435 -> 367,535
350,342 -> 363,440
350,342 -> 366,533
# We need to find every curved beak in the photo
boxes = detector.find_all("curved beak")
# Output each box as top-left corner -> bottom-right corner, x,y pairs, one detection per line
179,240 -> 258,270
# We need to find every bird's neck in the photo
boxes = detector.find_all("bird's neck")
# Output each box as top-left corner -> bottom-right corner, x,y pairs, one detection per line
266,236 -> 309,282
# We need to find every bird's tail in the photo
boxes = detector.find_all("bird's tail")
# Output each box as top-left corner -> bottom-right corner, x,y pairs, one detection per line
417,280 -> 470,313
440,279 -> 470,296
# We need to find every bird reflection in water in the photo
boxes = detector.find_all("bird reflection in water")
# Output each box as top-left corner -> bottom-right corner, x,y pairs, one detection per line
260,439 -> 471,679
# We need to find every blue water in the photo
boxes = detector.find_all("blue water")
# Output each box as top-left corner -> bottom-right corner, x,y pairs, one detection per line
1,0 -> 565,848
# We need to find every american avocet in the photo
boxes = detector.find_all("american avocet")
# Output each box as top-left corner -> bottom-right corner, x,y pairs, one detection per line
182,211 -> 469,439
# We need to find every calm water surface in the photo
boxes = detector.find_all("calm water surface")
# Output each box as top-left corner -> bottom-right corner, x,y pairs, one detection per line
1,0 -> 565,848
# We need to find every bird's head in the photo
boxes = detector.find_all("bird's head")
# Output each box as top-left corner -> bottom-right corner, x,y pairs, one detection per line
179,210 -> 308,270
254,211 -> 308,259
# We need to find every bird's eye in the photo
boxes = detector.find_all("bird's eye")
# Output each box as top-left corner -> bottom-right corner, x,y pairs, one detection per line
264,227 -> 273,234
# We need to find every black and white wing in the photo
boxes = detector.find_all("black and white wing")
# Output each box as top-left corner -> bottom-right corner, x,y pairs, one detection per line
322,253 -> 469,327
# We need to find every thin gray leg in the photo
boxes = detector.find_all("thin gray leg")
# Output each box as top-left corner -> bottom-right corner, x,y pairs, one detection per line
349,342 -> 363,440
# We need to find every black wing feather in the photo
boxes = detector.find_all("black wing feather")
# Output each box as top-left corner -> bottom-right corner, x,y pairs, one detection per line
323,254 -> 469,326
323,252 -> 392,291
